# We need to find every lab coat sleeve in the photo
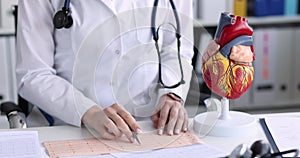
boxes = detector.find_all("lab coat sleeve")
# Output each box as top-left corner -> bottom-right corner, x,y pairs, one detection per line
16,0 -> 96,127
159,0 -> 194,102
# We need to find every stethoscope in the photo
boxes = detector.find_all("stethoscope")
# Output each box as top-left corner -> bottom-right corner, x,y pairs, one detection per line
53,0 -> 185,89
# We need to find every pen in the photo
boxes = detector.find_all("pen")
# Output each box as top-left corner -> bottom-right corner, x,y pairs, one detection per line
132,131 -> 141,145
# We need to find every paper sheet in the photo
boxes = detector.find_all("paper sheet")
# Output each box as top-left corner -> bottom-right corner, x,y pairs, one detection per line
0,131 -> 42,158
44,131 -> 201,158
61,144 -> 226,158
265,117 -> 300,152
111,144 -> 226,158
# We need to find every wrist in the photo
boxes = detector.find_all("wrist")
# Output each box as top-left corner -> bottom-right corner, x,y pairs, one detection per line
167,92 -> 183,103
82,105 -> 101,124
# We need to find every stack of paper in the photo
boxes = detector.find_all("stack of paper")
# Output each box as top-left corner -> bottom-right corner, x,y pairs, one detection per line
0,131 -> 42,158
61,144 -> 226,158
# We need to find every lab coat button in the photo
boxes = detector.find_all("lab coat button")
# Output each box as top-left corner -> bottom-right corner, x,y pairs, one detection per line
115,50 -> 120,55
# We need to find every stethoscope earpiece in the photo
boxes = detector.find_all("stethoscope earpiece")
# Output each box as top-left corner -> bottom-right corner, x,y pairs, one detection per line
250,140 -> 271,158
64,15 -> 73,29
229,144 -> 253,158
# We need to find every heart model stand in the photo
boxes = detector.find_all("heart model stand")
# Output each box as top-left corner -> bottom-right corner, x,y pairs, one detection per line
194,97 -> 256,137
193,13 -> 256,137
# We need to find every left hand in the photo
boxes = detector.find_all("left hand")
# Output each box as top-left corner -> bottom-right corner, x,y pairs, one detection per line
150,94 -> 188,135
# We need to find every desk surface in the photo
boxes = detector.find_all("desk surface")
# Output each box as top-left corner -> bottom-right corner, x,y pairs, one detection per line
1,112 -> 300,157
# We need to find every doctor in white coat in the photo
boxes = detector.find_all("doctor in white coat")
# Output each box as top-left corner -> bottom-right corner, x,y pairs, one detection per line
16,0 -> 195,142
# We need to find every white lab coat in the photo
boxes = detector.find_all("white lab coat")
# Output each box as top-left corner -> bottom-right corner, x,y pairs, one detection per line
16,0 -> 194,126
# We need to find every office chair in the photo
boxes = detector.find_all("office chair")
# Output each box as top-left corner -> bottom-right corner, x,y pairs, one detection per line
0,5 -> 54,129
0,6 -> 27,129
0,102 -> 27,128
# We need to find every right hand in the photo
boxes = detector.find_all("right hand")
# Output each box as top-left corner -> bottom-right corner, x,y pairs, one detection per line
82,104 -> 141,143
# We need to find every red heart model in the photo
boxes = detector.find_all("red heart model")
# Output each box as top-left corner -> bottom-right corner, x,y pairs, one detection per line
202,13 -> 255,99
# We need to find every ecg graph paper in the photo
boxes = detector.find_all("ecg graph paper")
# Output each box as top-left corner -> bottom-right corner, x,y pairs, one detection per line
44,131 -> 202,158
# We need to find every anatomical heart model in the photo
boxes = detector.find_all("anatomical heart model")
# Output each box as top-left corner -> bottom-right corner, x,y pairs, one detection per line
202,12 -> 255,99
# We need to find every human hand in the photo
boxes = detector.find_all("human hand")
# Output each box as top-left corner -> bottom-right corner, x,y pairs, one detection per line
82,104 -> 141,143
103,103 -> 142,142
150,94 -> 188,136
82,105 -> 122,140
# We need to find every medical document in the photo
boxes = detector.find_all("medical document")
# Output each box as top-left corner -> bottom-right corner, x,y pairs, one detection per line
44,131 -> 202,157
0,131 -> 42,158
265,117 -> 300,152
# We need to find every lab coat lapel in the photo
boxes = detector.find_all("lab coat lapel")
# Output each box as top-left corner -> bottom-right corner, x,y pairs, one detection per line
99,0 -> 117,14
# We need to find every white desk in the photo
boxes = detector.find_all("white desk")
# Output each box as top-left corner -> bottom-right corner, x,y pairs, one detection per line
1,112 -> 300,157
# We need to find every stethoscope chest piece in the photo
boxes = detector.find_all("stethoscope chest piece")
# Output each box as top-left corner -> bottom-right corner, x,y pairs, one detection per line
53,0 -> 73,29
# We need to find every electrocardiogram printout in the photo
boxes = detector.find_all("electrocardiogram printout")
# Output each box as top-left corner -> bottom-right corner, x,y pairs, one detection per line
0,131 -> 42,158
61,144 -> 227,158
44,131 -> 202,158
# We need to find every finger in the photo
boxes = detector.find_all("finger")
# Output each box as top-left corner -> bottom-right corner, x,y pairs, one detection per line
118,109 -> 141,133
101,131 -> 117,140
151,113 -> 159,128
105,119 -> 122,137
182,110 -> 188,132
157,103 -> 171,135
166,103 -> 180,135
87,123 -> 115,140
103,107 -> 123,137
174,108 -> 185,135
109,113 -> 134,142
87,118 -> 118,140
152,95 -> 167,115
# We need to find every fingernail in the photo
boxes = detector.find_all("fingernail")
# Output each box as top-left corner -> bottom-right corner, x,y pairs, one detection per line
158,129 -> 163,135
168,130 -> 173,136
175,129 -> 180,135
137,129 -> 143,134
130,137 -> 135,143
184,128 -> 188,132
